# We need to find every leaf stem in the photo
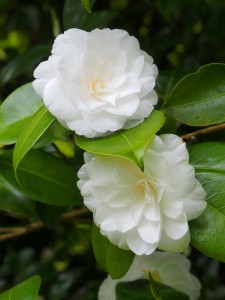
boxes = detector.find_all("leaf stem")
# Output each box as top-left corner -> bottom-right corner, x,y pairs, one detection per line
181,122 -> 225,140
148,272 -> 163,300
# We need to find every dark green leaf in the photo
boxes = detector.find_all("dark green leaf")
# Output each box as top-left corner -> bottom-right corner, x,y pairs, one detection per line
189,142 -> 225,262
0,275 -> 41,300
0,149 -> 82,206
0,83 -> 43,144
80,0 -> 92,13
92,224 -> 134,279
0,175 -> 36,217
63,0 -> 94,30
76,110 -> 165,169
36,202 -> 68,226
163,63 -> 225,126
13,105 -> 55,177
82,10 -> 118,31
116,280 -> 189,300
0,45 -> 51,86
155,70 -> 187,102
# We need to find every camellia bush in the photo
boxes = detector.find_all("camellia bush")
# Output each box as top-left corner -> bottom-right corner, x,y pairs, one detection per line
0,0 -> 225,299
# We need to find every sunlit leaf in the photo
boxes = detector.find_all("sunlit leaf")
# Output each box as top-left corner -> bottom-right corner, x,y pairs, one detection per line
0,275 -> 41,300
0,83 -> 43,144
13,105 -> 55,178
76,110 -> 165,169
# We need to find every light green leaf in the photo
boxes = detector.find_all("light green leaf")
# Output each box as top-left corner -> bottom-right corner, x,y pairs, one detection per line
0,149 -> 82,206
92,224 -> 135,280
189,142 -> 225,262
0,45 -> 51,86
76,110 -> 165,169
116,280 -> 189,300
80,0 -> 92,13
162,63 -> 225,126
0,83 -> 43,144
0,275 -> 41,300
13,105 -> 55,177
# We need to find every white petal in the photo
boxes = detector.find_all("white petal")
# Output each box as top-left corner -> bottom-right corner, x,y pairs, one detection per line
183,180 -> 207,220
98,277 -> 119,300
162,211 -> 189,240
137,219 -> 161,243
158,229 -> 190,253
125,228 -> 157,255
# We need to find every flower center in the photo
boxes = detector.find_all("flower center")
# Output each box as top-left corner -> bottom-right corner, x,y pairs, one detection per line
136,178 -> 156,200
90,79 -> 105,94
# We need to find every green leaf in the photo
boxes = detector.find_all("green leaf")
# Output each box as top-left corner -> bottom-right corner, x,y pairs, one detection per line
0,45 -> 51,86
0,83 -> 43,144
76,111 -> 165,169
189,142 -> 225,262
33,120 -> 71,149
116,280 -> 189,300
36,202 -> 67,226
92,224 -> 135,279
155,70 -> 187,102
63,0 -> 94,30
13,105 -> 55,177
0,175 -> 37,217
162,63 -> 225,126
82,10 -> 118,31
80,0 -> 92,13
0,149 -> 82,206
0,275 -> 41,300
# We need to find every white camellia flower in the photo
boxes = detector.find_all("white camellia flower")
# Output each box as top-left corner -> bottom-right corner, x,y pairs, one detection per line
32,28 -> 158,138
77,134 -> 206,255
98,251 -> 201,300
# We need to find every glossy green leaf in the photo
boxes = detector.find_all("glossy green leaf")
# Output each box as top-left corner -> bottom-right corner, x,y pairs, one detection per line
189,142 -> 225,262
0,83 -> 43,144
80,0 -> 91,13
92,224 -> 135,280
0,149 -> 82,206
0,275 -> 41,300
116,280 -> 189,300
76,110 -> 165,169
63,0 -> 94,30
155,70 -> 187,102
13,105 -> 55,177
163,63 -> 225,126
0,45 -> 51,86
33,120 -> 71,149
0,175 -> 36,217
82,10 -> 118,31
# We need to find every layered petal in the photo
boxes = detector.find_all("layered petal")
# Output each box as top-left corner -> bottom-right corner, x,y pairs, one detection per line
33,28 -> 158,137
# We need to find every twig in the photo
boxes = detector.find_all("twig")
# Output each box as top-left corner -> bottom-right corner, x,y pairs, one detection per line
181,122 -> 225,140
0,207 -> 90,242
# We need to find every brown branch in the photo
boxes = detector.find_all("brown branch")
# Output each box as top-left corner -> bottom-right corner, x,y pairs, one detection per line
0,221 -> 43,241
181,122 -> 225,140
0,207 -> 91,242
